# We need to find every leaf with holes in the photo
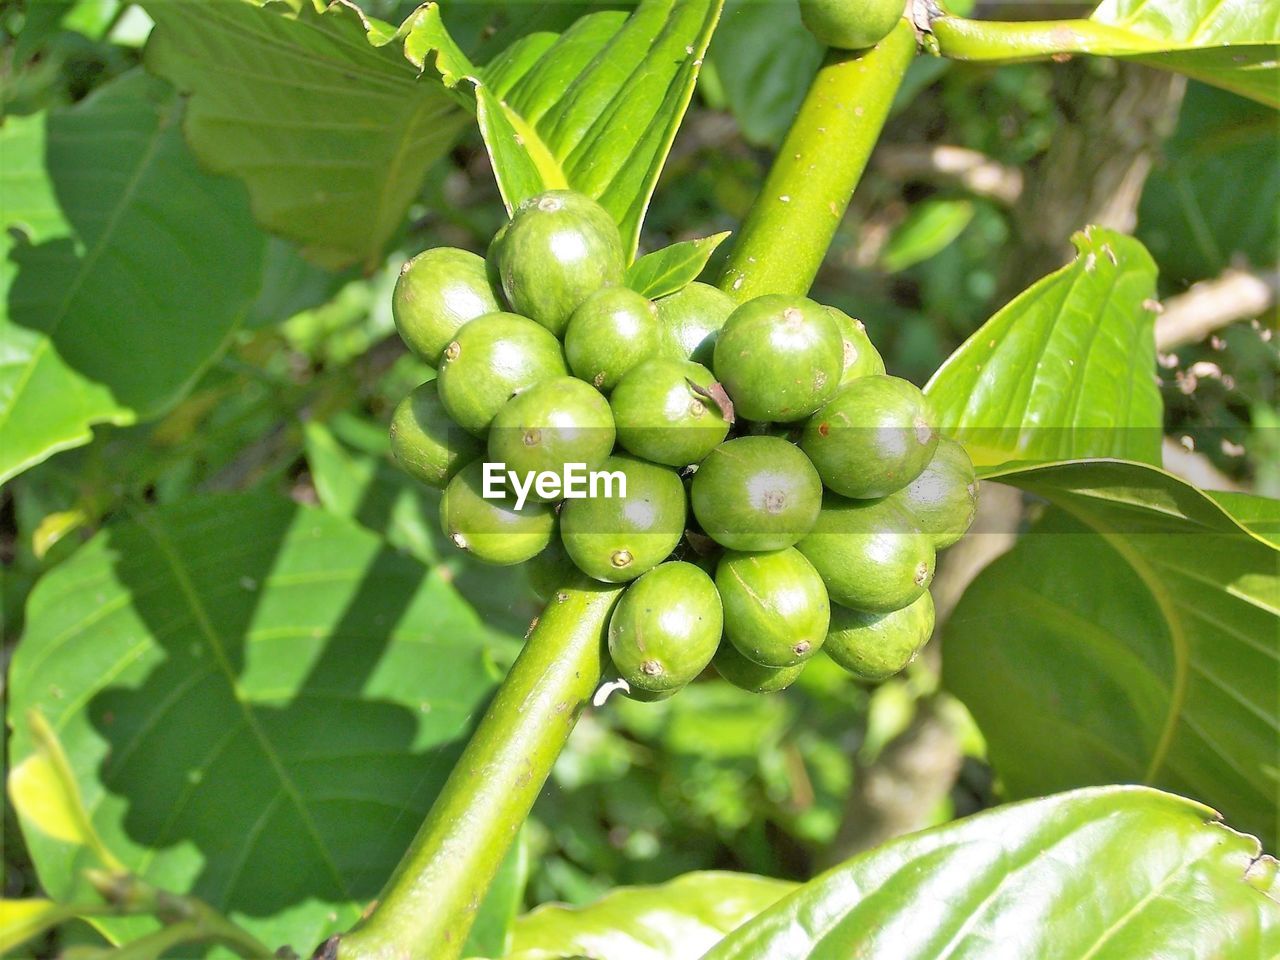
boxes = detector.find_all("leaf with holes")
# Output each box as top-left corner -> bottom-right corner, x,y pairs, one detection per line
143,0 -> 472,270
944,459 -> 1279,847
0,70 -> 264,486
703,786 -> 1279,959
492,872 -> 794,960
925,227 -> 1162,467
6,493 -> 500,954
626,232 -> 731,298
932,0 -> 1280,107
426,0 -> 723,257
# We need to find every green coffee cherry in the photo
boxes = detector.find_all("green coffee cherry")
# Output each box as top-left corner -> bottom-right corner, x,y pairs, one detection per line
889,437 -> 978,549
389,380 -> 481,489
713,641 -> 804,694
560,454 -> 687,582
656,281 -> 737,365
800,375 -> 938,498
488,377 -> 616,498
439,461 -> 556,565
565,287 -> 661,392
392,248 -> 503,364
826,306 -> 885,383
436,312 -> 568,436
493,190 -> 626,335
526,538 -> 575,603
825,592 -> 935,682
691,436 -> 822,551
797,493 -> 934,612
611,358 -> 730,467
608,561 -> 723,694
713,294 -> 843,422
716,548 -> 829,668
798,0 -> 903,51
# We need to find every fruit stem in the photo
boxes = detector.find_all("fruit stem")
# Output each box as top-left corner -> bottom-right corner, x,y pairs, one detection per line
926,16 -> 1150,62
334,574 -> 624,960
718,20 -> 917,301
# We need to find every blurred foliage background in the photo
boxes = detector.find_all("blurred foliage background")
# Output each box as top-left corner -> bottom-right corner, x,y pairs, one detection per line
2,0 -> 1275,926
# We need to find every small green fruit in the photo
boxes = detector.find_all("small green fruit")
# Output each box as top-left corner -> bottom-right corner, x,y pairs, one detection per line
611,358 -> 730,467
825,592 -> 935,682
889,437 -> 978,549
691,436 -> 822,551
800,375 -> 938,498
493,190 -> 626,335
526,538 -> 575,603
713,294 -> 843,422
392,248 -> 503,364
488,377 -> 616,498
713,641 -> 804,694
565,287 -> 661,392
439,461 -> 556,565
799,0 -> 903,51
560,454 -> 687,582
826,306 -> 885,383
608,562 -> 723,694
436,312 -> 568,436
389,380 -> 481,489
797,493 -> 934,612
716,548 -> 829,667
655,281 -> 737,364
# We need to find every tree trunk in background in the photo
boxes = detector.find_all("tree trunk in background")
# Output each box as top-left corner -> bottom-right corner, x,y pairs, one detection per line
824,59 -> 1186,864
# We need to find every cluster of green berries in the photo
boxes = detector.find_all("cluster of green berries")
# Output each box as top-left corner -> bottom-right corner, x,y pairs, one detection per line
388,189 -> 978,700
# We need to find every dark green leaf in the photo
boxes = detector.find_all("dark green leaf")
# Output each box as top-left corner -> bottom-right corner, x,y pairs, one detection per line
7,493 -> 501,953
497,871 -> 794,960
1138,82 -> 1279,287
945,458 -> 1279,846
707,0 -> 821,147
626,232 -> 730,298
143,0 -> 471,270
445,0 -> 724,256
0,70 -> 264,485
705,787 -> 1280,959
925,227 -> 1162,467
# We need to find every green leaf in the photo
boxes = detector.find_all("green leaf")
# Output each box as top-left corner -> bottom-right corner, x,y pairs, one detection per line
932,0 -> 1280,108
7,493 -> 501,954
1138,81 -> 1279,287
704,786 -> 1279,958
0,899 -> 86,957
626,232 -> 731,298
143,0 -> 471,270
879,199 -> 974,273
1090,0 -> 1280,107
945,458 -> 1279,847
462,831 -> 528,959
448,0 -> 724,256
925,226 -> 1162,467
0,70 -> 264,486
497,871 -> 794,960
707,0 -> 822,147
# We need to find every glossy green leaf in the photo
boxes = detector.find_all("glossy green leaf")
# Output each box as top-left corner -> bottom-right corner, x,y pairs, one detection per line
945,458 -> 1279,846
925,227 -> 1162,467
143,0 -> 471,270
445,0 -> 724,256
1138,81 -> 1279,287
496,871 -> 794,960
879,199 -> 974,273
626,232 -> 731,298
932,0 -> 1280,107
7,494 -> 501,954
0,70 -> 264,486
704,786 -> 1279,958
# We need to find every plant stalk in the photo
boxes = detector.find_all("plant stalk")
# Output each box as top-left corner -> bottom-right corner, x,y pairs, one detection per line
927,16 -> 1154,62
336,574 -> 624,960
718,20 -> 917,301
